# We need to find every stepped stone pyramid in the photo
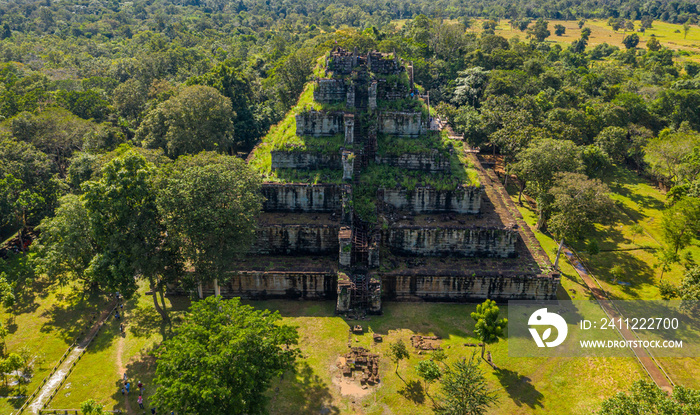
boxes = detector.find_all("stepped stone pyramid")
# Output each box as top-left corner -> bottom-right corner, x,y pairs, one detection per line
211,47 -> 560,314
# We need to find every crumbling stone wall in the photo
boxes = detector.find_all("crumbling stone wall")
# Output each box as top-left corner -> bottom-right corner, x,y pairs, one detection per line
295,111 -> 344,137
261,183 -> 341,212
328,49 -> 357,74
253,225 -> 340,254
379,186 -> 483,214
382,273 -> 559,301
377,111 -> 424,136
314,79 -> 347,103
367,51 -> 401,74
384,226 -> 518,258
377,81 -> 409,101
270,151 -> 341,169
374,152 -> 450,172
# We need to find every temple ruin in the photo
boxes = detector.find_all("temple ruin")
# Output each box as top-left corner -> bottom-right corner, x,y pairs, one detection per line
203,47 -> 560,314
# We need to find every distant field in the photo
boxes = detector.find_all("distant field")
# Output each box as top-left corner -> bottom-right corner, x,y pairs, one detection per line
393,18 -> 700,61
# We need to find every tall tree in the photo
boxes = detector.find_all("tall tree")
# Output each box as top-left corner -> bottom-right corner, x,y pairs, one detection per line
416,359 -> 441,397
31,195 -> 97,288
512,138 -> 583,229
547,172 -> 613,268
594,126 -> 629,162
645,130 -> 700,186
388,339 -> 410,377
622,33 -> 639,49
435,352 -> 498,415
527,18 -> 551,42
152,296 -> 298,414
680,266 -> 700,313
470,299 -> 507,367
0,137 -> 60,240
138,85 -> 235,158
660,197 -> 700,256
156,152 -> 262,296
82,148 -> 173,320
188,64 -> 263,151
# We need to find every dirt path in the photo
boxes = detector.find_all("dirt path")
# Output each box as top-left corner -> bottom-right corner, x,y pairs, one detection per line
115,332 -> 134,414
563,249 -> 675,393
27,303 -> 116,414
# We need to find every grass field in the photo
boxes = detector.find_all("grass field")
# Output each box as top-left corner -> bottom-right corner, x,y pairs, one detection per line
0,275 -> 110,414
504,164 -> 700,391
395,18 -> 700,62
0,276 -> 645,415
261,301 -> 644,415
47,283 -> 190,412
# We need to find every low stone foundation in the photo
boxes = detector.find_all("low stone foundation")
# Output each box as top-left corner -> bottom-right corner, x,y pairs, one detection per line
384,226 -> 517,258
270,151 -> 341,169
254,225 -> 340,254
379,186 -> 483,214
261,183 -> 341,212
382,273 -> 559,301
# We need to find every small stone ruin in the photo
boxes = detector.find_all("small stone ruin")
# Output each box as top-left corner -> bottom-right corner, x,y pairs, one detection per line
340,347 -> 380,385
411,335 -> 442,351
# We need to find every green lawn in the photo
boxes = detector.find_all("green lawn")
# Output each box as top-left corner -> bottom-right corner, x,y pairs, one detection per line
47,282 -> 190,412
0,275 -> 110,414
259,301 -> 644,415
505,164 -> 700,390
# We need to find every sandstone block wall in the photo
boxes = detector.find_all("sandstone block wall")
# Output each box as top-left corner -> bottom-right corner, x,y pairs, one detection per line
208,272 -> 337,300
328,54 -> 356,74
378,111 -> 423,136
270,151 -> 340,169
254,225 -> 340,254
375,152 -> 450,172
385,226 -> 517,258
378,82 -> 409,100
379,186 -> 483,214
367,52 -> 401,74
261,184 -> 341,212
381,273 -> 559,302
295,111 -> 344,137
314,79 -> 347,103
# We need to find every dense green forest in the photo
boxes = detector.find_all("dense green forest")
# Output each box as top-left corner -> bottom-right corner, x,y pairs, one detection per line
0,0 -> 699,287
1,0 -> 700,412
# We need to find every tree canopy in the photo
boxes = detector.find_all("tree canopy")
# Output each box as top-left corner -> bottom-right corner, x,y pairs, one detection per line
138,85 -> 235,158
599,380 -> 700,414
156,151 -> 262,290
152,296 -> 299,414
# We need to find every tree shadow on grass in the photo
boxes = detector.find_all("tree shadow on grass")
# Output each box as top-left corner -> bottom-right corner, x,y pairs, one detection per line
269,361 -> 340,415
494,367 -> 544,409
398,379 -> 425,404
608,174 -> 665,214
39,289 -> 108,346
585,249 -> 657,299
128,304 -> 170,339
